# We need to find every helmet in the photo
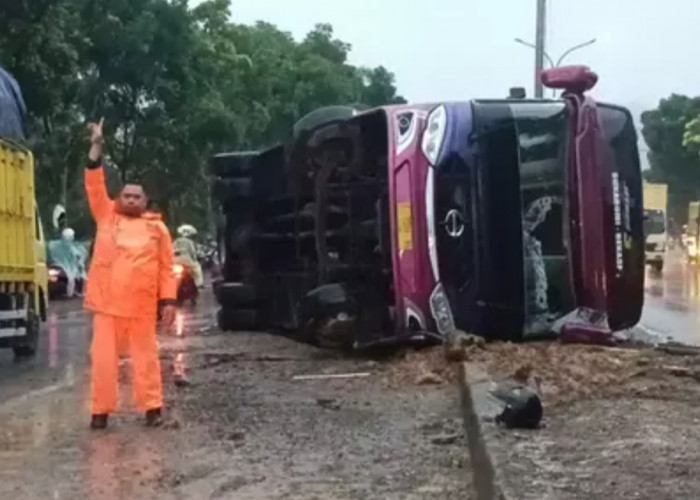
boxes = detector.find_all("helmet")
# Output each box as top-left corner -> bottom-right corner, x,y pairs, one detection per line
61,228 -> 75,241
490,383 -> 543,429
177,224 -> 197,237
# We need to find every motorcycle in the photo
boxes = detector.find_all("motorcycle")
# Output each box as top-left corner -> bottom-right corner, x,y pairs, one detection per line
174,258 -> 198,306
48,264 -> 84,299
197,241 -> 218,271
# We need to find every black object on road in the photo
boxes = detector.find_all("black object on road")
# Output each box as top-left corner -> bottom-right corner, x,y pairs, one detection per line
490,383 -> 543,429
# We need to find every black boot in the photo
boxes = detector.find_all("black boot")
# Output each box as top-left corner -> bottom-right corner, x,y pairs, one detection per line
145,408 -> 163,427
90,414 -> 108,430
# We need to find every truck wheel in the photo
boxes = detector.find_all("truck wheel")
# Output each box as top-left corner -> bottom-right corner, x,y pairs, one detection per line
13,311 -> 40,358
215,282 -> 259,307
217,308 -> 260,332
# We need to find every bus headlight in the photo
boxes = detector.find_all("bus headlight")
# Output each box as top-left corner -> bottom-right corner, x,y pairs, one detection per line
421,105 -> 447,165
429,283 -> 455,335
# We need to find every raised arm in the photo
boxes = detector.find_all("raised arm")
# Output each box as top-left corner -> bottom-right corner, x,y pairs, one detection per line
85,118 -> 114,222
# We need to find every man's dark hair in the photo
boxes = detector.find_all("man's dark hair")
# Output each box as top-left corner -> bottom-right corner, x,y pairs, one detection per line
120,175 -> 150,197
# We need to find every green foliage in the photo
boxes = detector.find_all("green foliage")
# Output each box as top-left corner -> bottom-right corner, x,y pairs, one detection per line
0,0 -> 405,235
683,117 -> 700,153
641,94 -> 700,222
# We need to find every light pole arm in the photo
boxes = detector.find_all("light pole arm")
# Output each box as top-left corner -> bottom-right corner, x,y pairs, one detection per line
515,38 -> 555,68
555,39 -> 597,67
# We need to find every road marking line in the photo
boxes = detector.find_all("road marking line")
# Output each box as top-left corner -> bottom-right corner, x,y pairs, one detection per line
0,363 -> 76,410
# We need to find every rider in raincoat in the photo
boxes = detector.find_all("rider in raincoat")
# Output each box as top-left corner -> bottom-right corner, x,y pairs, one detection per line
48,227 -> 88,298
173,224 -> 204,288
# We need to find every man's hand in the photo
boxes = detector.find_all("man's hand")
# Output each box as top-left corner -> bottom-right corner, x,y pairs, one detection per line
87,118 -> 104,162
161,305 -> 176,327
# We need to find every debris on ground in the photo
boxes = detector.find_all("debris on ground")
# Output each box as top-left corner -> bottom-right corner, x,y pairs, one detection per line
415,371 -> 445,385
227,431 -> 245,442
292,372 -> 371,381
173,376 -> 191,388
655,342 -> 700,356
316,397 -> 342,411
444,330 -> 486,362
379,347 -> 458,388
163,418 -> 182,430
431,433 -> 461,445
467,341 -> 700,406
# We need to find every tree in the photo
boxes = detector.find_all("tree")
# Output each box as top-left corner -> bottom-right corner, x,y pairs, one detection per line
683,117 -> 700,153
641,94 -> 700,222
0,0 -> 406,235
0,0 -> 87,227
356,66 -> 406,107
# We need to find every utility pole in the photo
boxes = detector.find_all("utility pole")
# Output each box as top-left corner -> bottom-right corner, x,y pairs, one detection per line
534,0 -> 547,98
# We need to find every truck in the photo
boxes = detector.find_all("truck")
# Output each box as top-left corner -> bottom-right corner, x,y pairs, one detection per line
0,65 -> 48,357
211,65 -> 644,347
643,182 -> 667,272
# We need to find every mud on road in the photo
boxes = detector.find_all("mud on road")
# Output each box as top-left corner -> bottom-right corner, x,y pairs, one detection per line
0,323 -> 470,500
469,341 -> 700,500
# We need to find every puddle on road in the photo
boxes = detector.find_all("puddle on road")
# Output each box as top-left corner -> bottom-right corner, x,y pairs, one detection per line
82,431 -> 166,499
0,388 -> 85,457
0,380 -> 176,499
173,352 -> 187,381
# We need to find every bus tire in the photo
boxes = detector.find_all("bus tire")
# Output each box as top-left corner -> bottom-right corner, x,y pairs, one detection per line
215,282 -> 259,307
217,308 -> 260,332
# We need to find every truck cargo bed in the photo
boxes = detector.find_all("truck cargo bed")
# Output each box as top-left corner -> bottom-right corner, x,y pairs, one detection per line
0,139 -> 36,283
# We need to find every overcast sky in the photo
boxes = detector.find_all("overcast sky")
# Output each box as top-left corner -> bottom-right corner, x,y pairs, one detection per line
215,0 -> 699,164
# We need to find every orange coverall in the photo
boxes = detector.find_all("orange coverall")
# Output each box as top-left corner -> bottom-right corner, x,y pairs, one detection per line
84,164 -> 176,415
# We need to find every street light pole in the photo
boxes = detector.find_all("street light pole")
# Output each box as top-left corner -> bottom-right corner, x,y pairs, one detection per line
534,0 -> 547,98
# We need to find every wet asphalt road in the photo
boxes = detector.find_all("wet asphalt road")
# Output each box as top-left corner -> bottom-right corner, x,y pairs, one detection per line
0,299 -> 88,405
0,290 -> 469,499
3,252 -> 696,406
640,249 -> 700,345
2,253 -> 695,499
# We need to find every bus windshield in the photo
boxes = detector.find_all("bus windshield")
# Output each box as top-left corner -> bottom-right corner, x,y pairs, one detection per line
512,102 -> 573,334
472,101 -> 573,336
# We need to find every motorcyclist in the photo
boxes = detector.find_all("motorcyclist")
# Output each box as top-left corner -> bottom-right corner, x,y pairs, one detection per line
49,227 -> 84,298
173,224 -> 204,288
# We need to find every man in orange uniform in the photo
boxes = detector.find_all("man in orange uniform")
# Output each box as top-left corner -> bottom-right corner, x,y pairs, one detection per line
84,118 -> 177,429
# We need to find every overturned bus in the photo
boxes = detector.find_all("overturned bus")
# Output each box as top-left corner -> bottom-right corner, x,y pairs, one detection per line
211,66 -> 644,348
